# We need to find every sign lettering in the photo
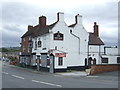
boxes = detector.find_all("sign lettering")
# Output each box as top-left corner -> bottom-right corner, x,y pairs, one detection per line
55,53 -> 66,57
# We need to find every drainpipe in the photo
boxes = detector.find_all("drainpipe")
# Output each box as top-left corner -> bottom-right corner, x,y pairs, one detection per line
70,29 -> 80,54
99,45 -> 101,64
88,44 -> 89,66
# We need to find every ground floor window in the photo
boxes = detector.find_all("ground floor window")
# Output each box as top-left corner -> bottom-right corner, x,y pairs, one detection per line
117,57 -> 120,63
37,56 -> 41,64
47,59 -> 50,66
58,57 -> 63,66
102,58 -> 108,63
32,55 -> 36,60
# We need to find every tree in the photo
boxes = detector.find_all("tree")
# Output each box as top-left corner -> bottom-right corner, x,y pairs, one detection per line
2,48 -> 9,52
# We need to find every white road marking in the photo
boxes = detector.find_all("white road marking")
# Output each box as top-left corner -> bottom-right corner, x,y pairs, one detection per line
2,72 -> 8,75
32,80 -> 40,83
87,76 -> 99,77
12,75 -> 24,80
54,75 -> 63,77
32,79 -> 62,87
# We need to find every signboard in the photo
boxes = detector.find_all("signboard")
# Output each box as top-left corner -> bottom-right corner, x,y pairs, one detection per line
54,31 -> 64,40
29,41 -> 33,47
55,53 -> 66,57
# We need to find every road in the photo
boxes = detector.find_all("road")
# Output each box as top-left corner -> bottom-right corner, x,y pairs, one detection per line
2,62 -> 118,88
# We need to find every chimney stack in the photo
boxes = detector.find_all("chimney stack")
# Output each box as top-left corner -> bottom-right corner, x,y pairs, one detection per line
94,22 -> 99,37
57,12 -> 64,22
39,16 -> 46,28
75,14 -> 82,24
28,25 -> 33,31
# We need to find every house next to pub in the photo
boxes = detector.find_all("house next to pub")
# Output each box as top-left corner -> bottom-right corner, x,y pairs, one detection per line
19,12 -> 120,73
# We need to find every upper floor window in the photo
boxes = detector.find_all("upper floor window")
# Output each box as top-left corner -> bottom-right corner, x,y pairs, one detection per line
23,46 -> 25,52
35,41 -> 37,50
43,36 -> 46,49
23,38 -> 25,42
38,41 -> 42,48
54,31 -> 64,40
28,36 -> 32,41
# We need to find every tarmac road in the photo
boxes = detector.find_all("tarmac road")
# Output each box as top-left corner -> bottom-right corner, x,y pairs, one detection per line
2,63 -> 119,88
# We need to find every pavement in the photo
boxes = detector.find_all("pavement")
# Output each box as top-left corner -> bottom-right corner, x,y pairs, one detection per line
2,62 -> 119,88
56,71 -> 88,76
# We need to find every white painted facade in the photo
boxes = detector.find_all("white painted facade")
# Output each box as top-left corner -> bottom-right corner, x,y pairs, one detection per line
105,47 -> 118,55
32,13 -> 89,70
101,47 -> 119,64
24,12 -> 119,72
88,45 -> 104,64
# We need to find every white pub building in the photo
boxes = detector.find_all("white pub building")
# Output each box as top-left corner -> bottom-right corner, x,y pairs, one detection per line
20,12 -> 119,73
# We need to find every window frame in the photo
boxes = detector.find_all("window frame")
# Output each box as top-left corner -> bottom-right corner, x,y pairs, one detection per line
117,57 -> 120,63
102,58 -> 108,63
38,41 -> 42,48
58,57 -> 63,66
35,40 -> 37,50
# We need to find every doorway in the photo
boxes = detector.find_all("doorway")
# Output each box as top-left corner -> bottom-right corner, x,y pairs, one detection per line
88,57 -> 96,68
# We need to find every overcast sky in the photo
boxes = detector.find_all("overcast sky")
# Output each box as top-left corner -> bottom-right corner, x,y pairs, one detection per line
0,0 -> 119,47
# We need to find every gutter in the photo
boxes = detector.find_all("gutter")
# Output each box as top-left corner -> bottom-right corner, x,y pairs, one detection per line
70,29 -> 80,54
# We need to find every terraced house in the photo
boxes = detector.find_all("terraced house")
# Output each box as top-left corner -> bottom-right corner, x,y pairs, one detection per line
20,12 -> 119,73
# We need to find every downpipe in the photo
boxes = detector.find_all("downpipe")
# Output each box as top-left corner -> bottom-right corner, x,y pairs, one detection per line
70,29 -> 80,54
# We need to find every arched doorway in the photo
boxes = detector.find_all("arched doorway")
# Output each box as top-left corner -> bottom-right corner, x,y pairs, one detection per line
88,57 -> 92,68
88,57 -> 96,68
93,58 -> 96,65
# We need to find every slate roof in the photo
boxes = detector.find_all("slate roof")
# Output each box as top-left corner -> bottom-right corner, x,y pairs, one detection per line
21,21 -> 58,38
88,33 -> 104,45
33,21 -> 58,37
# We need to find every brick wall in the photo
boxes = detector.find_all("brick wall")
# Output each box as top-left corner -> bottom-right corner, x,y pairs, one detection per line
90,64 -> 120,75
21,36 -> 29,54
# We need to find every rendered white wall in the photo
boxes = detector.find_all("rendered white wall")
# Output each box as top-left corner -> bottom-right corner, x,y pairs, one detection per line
89,45 -> 104,64
102,55 -> 118,64
51,21 -> 88,68
105,47 -> 118,55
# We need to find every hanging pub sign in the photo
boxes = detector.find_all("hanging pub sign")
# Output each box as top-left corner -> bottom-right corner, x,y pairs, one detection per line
29,41 -> 33,48
55,53 -> 66,57
54,31 -> 64,40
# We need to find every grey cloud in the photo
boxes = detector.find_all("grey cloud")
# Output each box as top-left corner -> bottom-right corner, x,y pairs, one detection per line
2,2 -> 37,25
1,1 -> 118,47
3,24 -> 23,32
2,32 -> 21,47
